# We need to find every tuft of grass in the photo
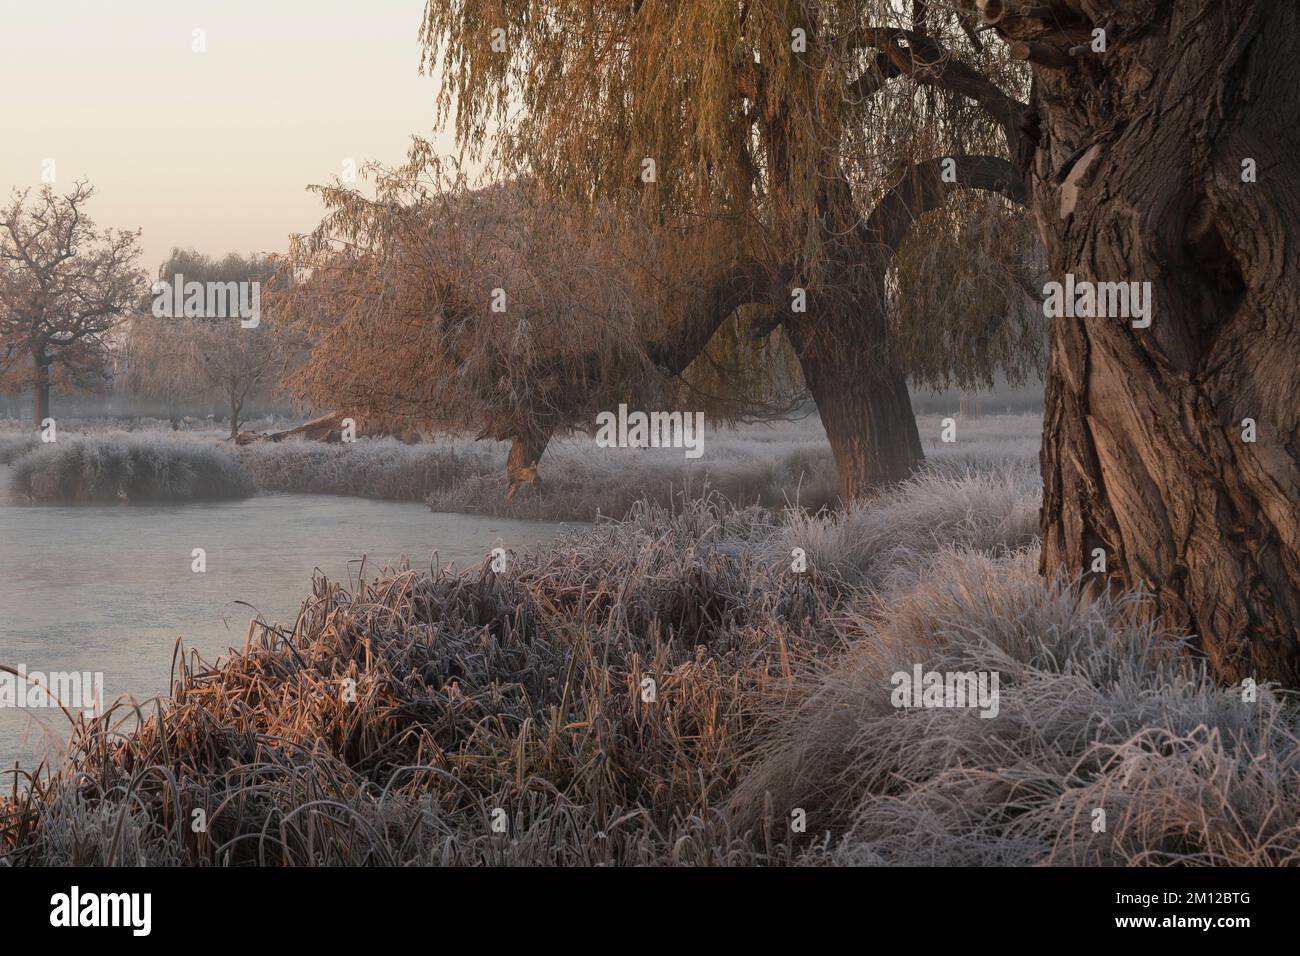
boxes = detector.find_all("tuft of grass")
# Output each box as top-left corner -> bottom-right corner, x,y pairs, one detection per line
729,549 -> 1300,866
8,436 -> 256,503
0,434 -> 38,465
239,436 -> 496,501
771,463 -> 1040,591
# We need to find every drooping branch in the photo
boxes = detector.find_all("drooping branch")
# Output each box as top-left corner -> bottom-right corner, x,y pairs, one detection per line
484,256 -> 775,496
643,257 -> 771,374
862,154 -> 1028,254
843,51 -> 904,103
841,27 -> 1032,163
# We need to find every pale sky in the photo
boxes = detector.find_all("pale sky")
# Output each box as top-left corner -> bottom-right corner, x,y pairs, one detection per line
0,0 -> 462,275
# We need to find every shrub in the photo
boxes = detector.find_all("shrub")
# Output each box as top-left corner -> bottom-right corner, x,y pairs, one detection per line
9,436 -> 256,503
730,548 -> 1300,865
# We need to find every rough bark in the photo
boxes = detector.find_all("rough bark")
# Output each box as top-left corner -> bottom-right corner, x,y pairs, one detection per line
784,275 -> 924,499
797,342 -> 922,498
672,251 -> 924,500
980,0 -> 1300,682
787,155 -> 1027,501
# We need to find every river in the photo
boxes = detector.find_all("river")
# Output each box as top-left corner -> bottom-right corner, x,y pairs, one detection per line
0,465 -> 580,772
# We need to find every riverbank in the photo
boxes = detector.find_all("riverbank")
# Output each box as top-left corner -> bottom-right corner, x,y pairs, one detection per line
3,413 -> 1043,519
0,465 -> 581,772
9,435 -> 256,503
5,462 -> 1296,866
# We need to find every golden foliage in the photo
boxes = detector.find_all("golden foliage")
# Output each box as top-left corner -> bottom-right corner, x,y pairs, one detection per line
274,147 -> 802,442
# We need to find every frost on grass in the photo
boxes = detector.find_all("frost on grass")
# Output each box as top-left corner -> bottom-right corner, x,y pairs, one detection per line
732,548 -> 1300,866
241,427 -> 844,519
239,435 -> 496,501
5,453 -> 1297,866
1,412 -> 1040,520
9,436 -> 256,503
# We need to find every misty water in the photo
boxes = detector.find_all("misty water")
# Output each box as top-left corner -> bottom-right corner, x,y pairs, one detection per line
0,465 -> 580,772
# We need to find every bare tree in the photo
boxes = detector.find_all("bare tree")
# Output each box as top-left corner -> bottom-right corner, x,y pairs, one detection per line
0,183 -> 143,426
127,249 -> 284,438
125,315 -> 282,440
193,319 -> 281,440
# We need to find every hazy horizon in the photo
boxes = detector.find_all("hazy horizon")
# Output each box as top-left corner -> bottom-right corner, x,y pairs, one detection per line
0,0 -> 461,275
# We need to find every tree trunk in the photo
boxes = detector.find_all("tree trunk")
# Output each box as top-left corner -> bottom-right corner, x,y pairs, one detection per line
266,411 -> 348,442
786,302 -> 924,501
1015,1 -> 1300,682
31,348 -> 50,427
505,430 -> 549,500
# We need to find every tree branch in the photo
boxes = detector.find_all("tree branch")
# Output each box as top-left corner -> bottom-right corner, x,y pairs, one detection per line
841,27 -> 1031,163
862,154 -> 1028,254
645,257 -> 770,373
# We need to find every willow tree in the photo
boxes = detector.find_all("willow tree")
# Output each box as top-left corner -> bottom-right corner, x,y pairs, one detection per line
419,0 -> 1042,498
963,0 -> 1300,683
274,149 -> 804,494
125,314 -> 284,439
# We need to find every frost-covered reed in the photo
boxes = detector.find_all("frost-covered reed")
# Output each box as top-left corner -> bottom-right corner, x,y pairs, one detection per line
6,449 -> 1295,866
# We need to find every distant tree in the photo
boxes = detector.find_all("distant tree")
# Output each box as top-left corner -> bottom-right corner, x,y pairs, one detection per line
127,249 -> 285,438
126,316 -> 283,440
145,247 -> 275,309
0,183 -> 144,426
192,318 -> 283,439
121,316 -> 192,428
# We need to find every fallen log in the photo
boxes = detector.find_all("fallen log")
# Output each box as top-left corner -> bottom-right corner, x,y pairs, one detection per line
268,411 -> 349,442
237,412 -> 424,445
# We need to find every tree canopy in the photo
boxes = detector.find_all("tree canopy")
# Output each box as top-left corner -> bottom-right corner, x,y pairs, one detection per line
126,248 -> 286,437
275,149 -> 805,453
414,1 -> 1045,495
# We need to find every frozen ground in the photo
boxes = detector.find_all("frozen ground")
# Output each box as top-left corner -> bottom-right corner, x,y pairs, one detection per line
1,412 -> 1043,519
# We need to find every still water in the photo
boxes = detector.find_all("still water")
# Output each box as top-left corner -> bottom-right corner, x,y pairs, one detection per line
0,466 -> 578,771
